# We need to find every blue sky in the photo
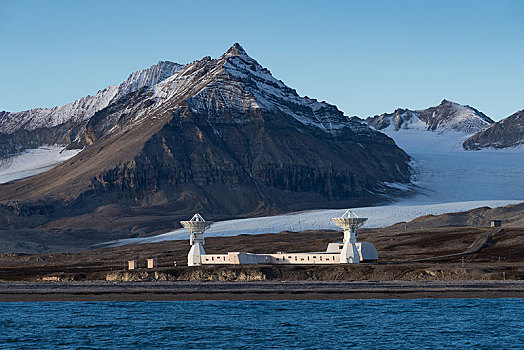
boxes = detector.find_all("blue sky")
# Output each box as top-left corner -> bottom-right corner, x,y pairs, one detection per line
0,0 -> 523,120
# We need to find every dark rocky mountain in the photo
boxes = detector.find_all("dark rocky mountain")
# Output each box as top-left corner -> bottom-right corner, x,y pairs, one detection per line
463,110 -> 524,150
0,44 -> 411,249
366,99 -> 494,133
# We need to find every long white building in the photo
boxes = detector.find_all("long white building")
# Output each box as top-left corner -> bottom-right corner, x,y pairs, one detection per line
181,210 -> 378,266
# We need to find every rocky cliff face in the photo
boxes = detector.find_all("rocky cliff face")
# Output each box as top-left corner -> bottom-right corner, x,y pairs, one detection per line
463,110 -> 524,150
0,43 -> 412,239
366,100 -> 494,133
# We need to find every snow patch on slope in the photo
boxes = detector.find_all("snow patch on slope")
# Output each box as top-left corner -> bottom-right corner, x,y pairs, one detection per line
0,146 -> 81,184
114,61 -> 183,101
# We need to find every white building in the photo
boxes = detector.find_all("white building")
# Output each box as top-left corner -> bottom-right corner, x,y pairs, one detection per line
181,210 -> 378,266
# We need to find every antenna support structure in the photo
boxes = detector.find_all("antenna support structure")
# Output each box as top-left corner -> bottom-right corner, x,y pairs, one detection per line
331,209 -> 368,264
181,213 -> 214,266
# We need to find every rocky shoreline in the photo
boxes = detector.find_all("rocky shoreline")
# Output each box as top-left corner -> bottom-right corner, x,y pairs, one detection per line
101,264 -> 523,283
1,280 -> 523,301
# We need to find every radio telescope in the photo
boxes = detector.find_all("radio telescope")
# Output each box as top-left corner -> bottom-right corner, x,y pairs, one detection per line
181,213 -> 213,235
332,209 -> 367,244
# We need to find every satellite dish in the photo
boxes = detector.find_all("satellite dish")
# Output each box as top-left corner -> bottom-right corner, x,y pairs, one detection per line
180,213 -> 214,233
332,209 -> 367,230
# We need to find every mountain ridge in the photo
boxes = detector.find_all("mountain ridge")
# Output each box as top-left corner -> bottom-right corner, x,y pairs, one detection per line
0,44 -> 412,243
0,60 -> 183,134
463,109 -> 524,150
365,99 -> 494,134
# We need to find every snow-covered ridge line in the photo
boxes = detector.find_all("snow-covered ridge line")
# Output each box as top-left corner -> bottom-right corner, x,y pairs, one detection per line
149,43 -> 357,134
221,48 -> 352,133
0,61 -> 183,134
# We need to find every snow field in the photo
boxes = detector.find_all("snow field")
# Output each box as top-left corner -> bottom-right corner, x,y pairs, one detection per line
0,146 -> 81,184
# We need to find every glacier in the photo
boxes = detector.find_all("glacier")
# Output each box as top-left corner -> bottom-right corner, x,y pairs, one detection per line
382,127 -> 524,204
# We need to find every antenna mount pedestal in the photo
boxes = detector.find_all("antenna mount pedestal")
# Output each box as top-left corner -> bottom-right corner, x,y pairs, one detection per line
332,209 -> 368,264
181,213 -> 214,266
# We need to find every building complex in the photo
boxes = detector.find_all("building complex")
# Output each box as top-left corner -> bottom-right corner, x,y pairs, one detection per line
181,210 -> 378,266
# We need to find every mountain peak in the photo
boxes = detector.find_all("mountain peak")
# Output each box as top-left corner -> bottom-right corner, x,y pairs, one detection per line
366,100 -> 494,133
117,60 -> 182,96
224,43 -> 248,57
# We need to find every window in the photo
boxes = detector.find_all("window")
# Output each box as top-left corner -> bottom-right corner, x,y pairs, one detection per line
205,258 -> 209,261
313,256 -> 316,259
276,258 -> 280,261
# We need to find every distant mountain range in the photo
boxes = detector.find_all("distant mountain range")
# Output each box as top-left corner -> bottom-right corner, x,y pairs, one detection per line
364,99 -> 494,134
0,44 -> 412,243
363,99 -> 524,151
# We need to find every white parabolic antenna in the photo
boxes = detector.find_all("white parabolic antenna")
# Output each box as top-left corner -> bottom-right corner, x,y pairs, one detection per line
332,209 -> 367,230
180,213 -> 214,233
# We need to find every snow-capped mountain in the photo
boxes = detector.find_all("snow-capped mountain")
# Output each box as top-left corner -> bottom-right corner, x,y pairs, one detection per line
366,108 -> 423,131
366,99 -> 494,134
463,109 -> 524,150
0,45 -> 361,158
0,44 -> 411,241
144,44 -> 354,133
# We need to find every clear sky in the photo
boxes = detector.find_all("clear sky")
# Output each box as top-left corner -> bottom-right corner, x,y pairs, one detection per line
0,0 -> 523,121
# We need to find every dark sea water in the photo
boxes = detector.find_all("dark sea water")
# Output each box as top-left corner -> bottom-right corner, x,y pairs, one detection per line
0,299 -> 523,349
